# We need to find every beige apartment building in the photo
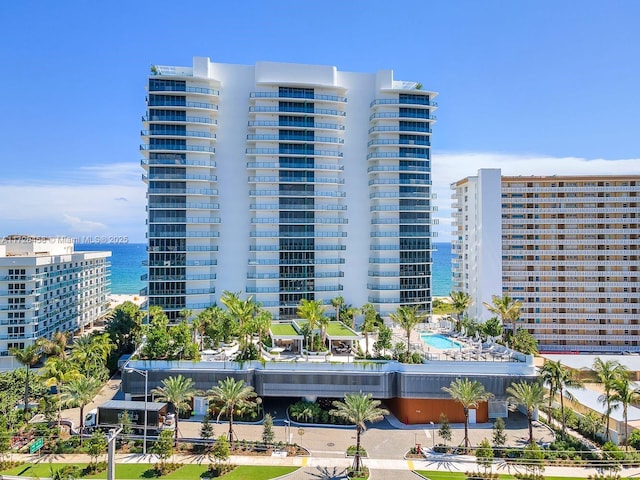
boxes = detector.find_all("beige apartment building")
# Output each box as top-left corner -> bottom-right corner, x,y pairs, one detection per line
452,170 -> 640,353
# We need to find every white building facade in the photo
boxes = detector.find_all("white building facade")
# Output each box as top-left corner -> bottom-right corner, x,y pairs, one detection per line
452,171 -> 640,353
141,57 -> 437,319
0,236 -> 110,368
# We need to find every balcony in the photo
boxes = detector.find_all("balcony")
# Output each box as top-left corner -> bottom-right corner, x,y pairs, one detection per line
143,173 -> 217,181
147,100 -> 219,110
367,139 -> 430,147
370,98 -> 438,107
249,106 -> 346,117
369,112 -> 436,121
141,130 -> 215,139
248,176 -> 343,184
367,151 -> 430,160
246,162 -> 343,171
140,145 -> 215,153
248,120 -> 345,130
149,85 -> 219,95
142,115 -> 217,125
147,188 -> 218,195
369,125 -> 431,134
250,91 -> 347,102
246,134 -> 343,144
246,148 -> 342,158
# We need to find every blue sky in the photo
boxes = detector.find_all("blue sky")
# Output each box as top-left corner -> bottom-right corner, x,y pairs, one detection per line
1,1 -> 638,242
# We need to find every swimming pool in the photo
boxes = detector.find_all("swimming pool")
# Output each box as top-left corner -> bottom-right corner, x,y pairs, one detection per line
420,333 -> 462,350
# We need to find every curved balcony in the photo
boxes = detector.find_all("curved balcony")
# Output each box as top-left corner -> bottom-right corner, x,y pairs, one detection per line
249,231 -> 347,238
143,115 -> 217,125
149,85 -> 219,96
246,162 -> 343,171
148,231 -> 220,238
248,120 -> 345,131
141,130 -> 216,139
250,91 -> 347,102
147,99 -> 219,111
140,144 -> 215,154
370,231 -> 431,238
147,188 -> 218,195
367,151 -> 429,160
368,179 -> 431,186
143,173 -> 217,182
367,165 -> 430,174
141,159 -> 216,168
249,106 -> 346,117
251,217 -> 347,225
370,192 -> 431,199
369,125 -> 431,134
246,134 -> 344,144
250,203 -> 346,211
248,176 -> 343,184
369,112 -> 436,121
370,98 -> 437,108
250,190 -> 346,198
367,138 -> 430,147
246,148 -> 342,158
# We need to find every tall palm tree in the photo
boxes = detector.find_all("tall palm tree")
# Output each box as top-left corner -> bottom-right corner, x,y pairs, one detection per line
220,291 -> 256,350
449,291 -> 472,333
610,376 -> 640,450
593,358 -> 629,442
41,357 -> 81,428
330,392 -> 389,473
253,309 -> 272,350
344,306 -> 359,329
390,305 -> 425,358
10,344 -> 41,413
539,360 -> 583,435
483,295 -> 522,340
71,334 -> 113,378
442,378 -> 494,449
297,298 -> 326,352
331,296 -> 345,322
60,376 -> 101,445
151,374 -> 200,446
506,381 -> 546,444
207,377 -> 257,446
360,303 -> 378,357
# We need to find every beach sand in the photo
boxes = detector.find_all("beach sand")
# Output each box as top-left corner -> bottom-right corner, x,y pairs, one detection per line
108,294 -> 146,308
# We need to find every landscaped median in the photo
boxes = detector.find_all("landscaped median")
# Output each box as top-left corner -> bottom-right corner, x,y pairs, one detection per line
0,463 -> 298,479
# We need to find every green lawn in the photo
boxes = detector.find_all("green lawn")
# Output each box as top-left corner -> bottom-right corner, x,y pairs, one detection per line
1,463 -> 298,480
416,471 -> 586,480
270,323 -> 300,336
325,321 -> 358,337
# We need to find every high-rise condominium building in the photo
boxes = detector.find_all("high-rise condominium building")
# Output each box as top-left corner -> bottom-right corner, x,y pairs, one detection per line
0,236 -> 110,369
452,170 -> 640,353
141,57 -> 436,320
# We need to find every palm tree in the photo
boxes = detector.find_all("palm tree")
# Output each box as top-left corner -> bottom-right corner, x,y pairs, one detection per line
330,392 -> 389,473
449,291 -> 472,333
390,305 -> 425,359
610,376 -> 640,450
10,344 -> 41,413
344,306 -> 359,329
252,309 -> 272,350
360,303 -> 378,357
483,295 -> 522,340
71,334 -> 113,378
539,360 -> 583,435
60,376 -> 101,445
37,331 -> 69,359
593,358 -> 629,442
207,377 -> 257,446
331,295 -> 344,322
151,374 -> 200,446
41,357 -> 81,428
220,291 -> 256,351
297,298 -> 326,352
442,378 -> 494,449
506,381 -> 546,444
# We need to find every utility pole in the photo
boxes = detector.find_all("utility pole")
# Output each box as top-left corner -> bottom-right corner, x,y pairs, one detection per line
107,426 -> 123,480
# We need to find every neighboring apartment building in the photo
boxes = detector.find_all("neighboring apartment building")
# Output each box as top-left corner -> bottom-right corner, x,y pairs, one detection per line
0,236 -> 110,369
141,57 -> 436,320
452,170 -> 640,353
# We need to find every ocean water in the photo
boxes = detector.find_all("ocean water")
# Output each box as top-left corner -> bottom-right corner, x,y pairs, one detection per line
81,242 -> 453,297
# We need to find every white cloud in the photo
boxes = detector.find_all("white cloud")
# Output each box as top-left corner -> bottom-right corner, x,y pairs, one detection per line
0,180 -> 146,242
432,151 -> 640,242
63,214 -> 107,233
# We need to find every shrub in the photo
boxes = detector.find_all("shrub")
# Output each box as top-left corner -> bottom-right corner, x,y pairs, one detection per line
346,445 -> 368,457
346,466 -> 369,479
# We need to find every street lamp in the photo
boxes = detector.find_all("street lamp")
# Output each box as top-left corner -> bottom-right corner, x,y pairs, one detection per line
125,367 -> 148,456
429,421 -> 435,449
